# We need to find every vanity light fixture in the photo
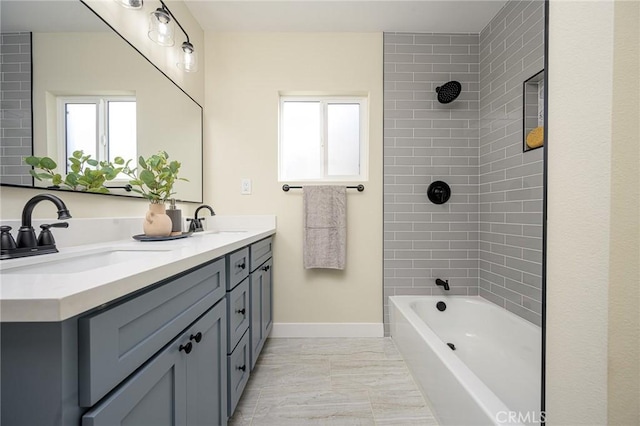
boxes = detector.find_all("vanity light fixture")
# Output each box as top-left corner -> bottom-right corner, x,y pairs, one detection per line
148,2 -> 175,46
178,41 -> 198,72
114,0 -> 143,9
148,0 -> 198,72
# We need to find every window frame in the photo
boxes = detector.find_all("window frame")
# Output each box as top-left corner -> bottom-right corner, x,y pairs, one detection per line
56,95 -> 136,179
278,95 -> 369,183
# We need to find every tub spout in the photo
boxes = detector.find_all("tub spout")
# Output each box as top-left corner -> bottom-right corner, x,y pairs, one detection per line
435,278 -> 450,291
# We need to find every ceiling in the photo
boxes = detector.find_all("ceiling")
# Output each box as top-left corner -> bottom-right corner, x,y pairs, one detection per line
183,0 -> 509,33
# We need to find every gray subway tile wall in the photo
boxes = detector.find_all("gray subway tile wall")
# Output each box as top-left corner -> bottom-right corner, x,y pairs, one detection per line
1,32 -> 32,186
383,32 -> 480,336
383,0 -> 545,334
478,0 -> 544,326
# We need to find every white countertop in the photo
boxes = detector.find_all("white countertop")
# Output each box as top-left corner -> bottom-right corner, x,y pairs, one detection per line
0,217 -> 275,322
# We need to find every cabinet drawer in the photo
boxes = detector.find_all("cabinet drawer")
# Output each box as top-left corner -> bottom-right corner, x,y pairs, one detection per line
226,247 -> 249,290
227,278 -> 249,353
79,257 -> 226,407
250,237 -> 273,272
227,330 -> 250,417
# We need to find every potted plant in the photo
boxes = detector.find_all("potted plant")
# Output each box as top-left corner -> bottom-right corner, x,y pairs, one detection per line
123,151 -> 187,237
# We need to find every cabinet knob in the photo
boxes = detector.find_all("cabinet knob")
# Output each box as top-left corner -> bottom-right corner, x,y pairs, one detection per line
236,365 -> 246,372
261,265 -> 270,272
236,308 -> 246,315
190,332 -> 202,343
237,261 -> 246,270
179,342 -> 193,354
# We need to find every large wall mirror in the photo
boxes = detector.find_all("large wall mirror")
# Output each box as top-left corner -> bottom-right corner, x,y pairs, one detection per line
0,0 -> 203,203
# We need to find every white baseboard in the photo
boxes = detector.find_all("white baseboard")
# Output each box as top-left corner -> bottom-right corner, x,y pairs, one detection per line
270,323 -> 384,338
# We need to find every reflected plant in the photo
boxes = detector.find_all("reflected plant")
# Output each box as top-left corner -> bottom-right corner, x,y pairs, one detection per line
25,150 -> 127,194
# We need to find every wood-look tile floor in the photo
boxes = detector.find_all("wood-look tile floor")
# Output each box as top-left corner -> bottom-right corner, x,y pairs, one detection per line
228,337 -> 439,426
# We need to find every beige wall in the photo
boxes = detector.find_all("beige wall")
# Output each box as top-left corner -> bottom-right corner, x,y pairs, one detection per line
608,0 -> 640,423
204,33 -> 383,325
546,0 -> 613,423
1,0 -> 203,220
547,0 -> 640,423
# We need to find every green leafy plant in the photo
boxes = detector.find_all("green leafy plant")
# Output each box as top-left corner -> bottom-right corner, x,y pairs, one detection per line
25,151 -> 126,194
123,151 -> 187,203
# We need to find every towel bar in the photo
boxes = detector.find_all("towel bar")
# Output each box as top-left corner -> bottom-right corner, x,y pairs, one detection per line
282,184 -> 364,192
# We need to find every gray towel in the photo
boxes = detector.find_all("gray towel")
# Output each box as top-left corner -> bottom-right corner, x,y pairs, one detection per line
303,185 -> 346,269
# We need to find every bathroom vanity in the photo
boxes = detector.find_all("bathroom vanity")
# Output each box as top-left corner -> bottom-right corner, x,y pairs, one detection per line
0,220 -> 275,426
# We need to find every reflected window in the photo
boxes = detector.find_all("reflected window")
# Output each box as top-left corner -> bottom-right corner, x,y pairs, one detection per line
58,96 -> 136,177
279,96 -> 368,182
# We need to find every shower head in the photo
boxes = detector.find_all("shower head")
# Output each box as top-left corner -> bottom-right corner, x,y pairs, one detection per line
435,81 -> 462,104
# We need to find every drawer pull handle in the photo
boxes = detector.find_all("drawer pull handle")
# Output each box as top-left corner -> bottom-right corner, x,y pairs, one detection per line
261,265 -> 270,272
179,342 -> 193,354
236,365 -> 246,372
237,261 -> 246,270
236,308 -> 246,315
190,332 -> 202,343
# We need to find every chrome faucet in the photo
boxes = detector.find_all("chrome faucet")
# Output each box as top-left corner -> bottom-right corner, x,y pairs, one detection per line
435,278 -> 450,291
0,194 -> 71,260
187,205 -> 215,232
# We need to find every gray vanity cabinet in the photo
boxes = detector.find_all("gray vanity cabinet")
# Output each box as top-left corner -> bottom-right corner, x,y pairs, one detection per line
1,257 -> 229,426
82,301 -> 227,426
79,258 -> 227,407
223,237 -> 273,417
249,237 -> 273,370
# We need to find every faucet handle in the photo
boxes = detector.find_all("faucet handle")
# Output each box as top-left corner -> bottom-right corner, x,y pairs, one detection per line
40,222 -> 70,230
0,226 -> 17,250
37,222 -> 69,246
186,218 -> 202,232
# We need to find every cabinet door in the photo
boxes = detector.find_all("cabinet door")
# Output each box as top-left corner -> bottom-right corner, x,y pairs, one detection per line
249,258 -> 273,369
186,300 -> 227,426
82,338 -> 187,426
83,302 -> 228,426
261,258 -> 273,343
249,270 -> 263,370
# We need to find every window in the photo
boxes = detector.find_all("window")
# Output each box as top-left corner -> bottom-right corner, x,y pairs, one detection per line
279,96 -> 368,181
57,96 -> 136,176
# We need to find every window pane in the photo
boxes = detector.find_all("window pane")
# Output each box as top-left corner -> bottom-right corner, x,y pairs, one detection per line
108,101 -> 137,165
281,101 -> 321,180
327,103 -> 360,176
65,103 -> 97,171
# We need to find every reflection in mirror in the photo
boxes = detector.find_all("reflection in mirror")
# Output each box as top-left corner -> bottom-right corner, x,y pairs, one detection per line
0,0 -> 202,202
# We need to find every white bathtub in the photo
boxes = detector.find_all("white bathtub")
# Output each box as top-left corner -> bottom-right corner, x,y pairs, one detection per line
390,296 -> 541,426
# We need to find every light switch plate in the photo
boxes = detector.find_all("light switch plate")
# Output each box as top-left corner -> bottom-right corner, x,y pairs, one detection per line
241,178 -> 252,195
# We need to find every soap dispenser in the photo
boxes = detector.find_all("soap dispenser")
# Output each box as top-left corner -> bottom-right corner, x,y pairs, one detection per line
166,199 -> 182,236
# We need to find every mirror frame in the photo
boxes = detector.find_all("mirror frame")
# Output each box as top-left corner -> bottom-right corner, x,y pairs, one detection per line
0,0 -> 204,204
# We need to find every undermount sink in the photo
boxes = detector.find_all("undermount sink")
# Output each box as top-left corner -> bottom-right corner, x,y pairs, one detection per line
1,248 -> 171,275
193,230 -> 248,236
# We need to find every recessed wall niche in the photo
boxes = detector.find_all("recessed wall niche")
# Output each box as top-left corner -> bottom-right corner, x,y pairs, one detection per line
523,70 -> 545,152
